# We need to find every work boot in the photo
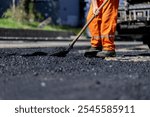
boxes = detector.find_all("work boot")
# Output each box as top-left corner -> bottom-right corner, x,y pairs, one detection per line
96,50 -> 116,58
84,47 -> 102,57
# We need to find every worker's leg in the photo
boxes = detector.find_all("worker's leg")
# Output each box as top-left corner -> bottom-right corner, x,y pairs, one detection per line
86,3 -> 102,48
100,0 -> 119,51
96,0 -> 119,58
84,2 -> 103,57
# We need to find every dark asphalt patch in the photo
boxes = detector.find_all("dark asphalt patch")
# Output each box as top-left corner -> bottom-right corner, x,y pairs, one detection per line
123,53 -> 150,57
0,47 -> 150,100
49,47 -> 69,57
22,52 -> 48,57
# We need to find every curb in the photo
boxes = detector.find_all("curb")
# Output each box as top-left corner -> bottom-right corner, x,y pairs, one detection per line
0,28 -> 75,41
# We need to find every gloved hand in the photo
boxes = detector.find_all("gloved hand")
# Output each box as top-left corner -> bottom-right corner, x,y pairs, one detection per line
92,0 -> 100,16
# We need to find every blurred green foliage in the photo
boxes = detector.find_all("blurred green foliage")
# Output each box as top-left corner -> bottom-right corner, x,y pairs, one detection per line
3,0 -> 43,23
0,18 -> 81,34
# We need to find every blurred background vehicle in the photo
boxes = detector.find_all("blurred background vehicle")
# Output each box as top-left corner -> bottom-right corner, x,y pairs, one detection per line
117,0 -> 150,48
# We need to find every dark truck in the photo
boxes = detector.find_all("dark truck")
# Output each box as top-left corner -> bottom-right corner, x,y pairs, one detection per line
117,0 -> 150,48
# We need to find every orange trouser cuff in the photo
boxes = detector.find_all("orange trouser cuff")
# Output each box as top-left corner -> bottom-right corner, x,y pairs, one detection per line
91,37 -> 102,47
101,38 -> 115,51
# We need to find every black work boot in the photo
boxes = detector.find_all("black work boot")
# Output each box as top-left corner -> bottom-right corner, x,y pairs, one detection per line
84,47 -> 102,57
96,50 -> 116,58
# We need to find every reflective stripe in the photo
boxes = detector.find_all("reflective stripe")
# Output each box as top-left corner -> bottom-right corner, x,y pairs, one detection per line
101,35 -> 115,39
93,36 -> 101,39
93,35 -> 115,39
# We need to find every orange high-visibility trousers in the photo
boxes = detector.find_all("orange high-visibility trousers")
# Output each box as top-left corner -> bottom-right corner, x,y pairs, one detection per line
87,0 -> 119,51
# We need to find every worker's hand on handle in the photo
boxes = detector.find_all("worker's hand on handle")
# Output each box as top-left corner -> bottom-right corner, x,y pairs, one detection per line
93,7 -> 100,16
92,0 -> 100,16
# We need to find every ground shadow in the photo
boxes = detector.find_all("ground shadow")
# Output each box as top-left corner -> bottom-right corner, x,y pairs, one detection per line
21,52 -> 48,57
123,53 -> 150,57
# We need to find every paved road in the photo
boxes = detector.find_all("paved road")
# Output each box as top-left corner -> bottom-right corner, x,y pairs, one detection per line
0,40 -> 150,100
0,40 -> 144,48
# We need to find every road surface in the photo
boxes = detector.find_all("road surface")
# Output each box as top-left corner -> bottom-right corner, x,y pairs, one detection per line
0,40 -> 150,100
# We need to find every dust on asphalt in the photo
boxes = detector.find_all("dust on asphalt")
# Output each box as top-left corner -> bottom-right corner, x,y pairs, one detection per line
0,46 -> 150,100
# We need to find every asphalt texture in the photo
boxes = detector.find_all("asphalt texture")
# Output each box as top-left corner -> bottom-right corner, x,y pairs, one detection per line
0,43 -> 150,100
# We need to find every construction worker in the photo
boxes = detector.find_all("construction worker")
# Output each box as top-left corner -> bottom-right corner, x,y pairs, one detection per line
85,0 -> 119,58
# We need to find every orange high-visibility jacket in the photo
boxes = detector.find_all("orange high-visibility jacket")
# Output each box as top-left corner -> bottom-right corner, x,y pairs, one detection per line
87,0 -> 119,51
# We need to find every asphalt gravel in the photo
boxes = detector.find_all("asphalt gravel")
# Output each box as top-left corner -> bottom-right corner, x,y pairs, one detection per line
0,45 -> 150,100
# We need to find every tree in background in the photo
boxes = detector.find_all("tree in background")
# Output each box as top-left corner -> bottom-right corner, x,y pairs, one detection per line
24,0 -> 36,22
3,0 -> 38,23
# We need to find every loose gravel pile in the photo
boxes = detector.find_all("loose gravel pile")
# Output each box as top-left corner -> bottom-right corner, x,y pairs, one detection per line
0,46 -> 150,100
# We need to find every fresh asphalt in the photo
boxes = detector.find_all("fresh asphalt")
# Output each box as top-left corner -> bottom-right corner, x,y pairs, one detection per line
0,40 -> 150,100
